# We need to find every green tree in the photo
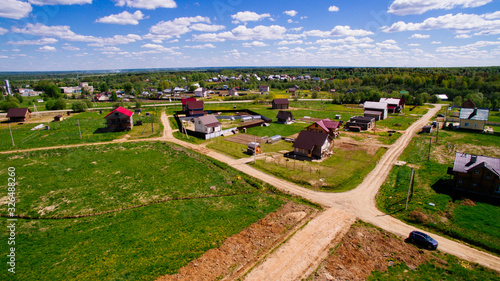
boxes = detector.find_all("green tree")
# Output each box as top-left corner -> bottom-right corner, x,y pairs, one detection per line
44,84 -> 62,99
72,101 -> 88,112
123,83 -> 133,95
111,91 -> 118,101
99,82 -> 109,93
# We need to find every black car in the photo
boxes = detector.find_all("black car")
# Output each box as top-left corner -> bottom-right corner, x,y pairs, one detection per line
437,114 -> 445,117
408,231 -> 438,250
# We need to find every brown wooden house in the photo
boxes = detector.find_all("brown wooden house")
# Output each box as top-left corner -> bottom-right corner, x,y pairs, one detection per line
272,99 -> 289,109
306,118 -> 340,138
276,111 -> 294,124
292,130 -> 331,159
6,108 -> 32,122
447,153 -> 500,199
104,106 -> 134,131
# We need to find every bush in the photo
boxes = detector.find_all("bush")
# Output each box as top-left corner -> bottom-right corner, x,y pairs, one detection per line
113,101 -> 125,109
0,101 -> 20,111
72,101 -> 88,112
46,98 -> 67,110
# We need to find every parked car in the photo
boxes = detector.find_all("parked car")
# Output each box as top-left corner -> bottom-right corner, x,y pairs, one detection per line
437,114 -> 445,117
408,231 -> 438,250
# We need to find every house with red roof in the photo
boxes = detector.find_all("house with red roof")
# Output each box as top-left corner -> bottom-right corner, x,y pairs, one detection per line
104,106 -> 134,131
185,100 -> 206,117
306,118 -> 341,138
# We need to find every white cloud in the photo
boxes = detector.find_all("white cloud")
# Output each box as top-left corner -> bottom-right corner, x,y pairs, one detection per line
38,45 -> 56,52
114,0 -> 176,9
287,19 -> 294,24
455,34 -> 472,38
304,25 -> 373,37
284,10 -> 298,17
410,33 -> 430,39
13,23 -> 142,46
315,36 -> 374,45
96,11 -> 145,25
328,5 -> 339,12
140,43 -> 178,54
62,44 -> 80,51
0,27 -> 8,35
147,16 -> 211,40
382,12 -> 500,36
243,41 -> 268,47
7,38 -> 58,45
190,23 -> 225,32
376,40 -> 401,50
0,0 -> 32,19
388,0 -> 492,16
231,11 -> 270,23
277,40 -> 303,45
408,43 -> 420,46
436,40 -> 500,53
184,43 -> 216,49
28,0 -> 92,5
193,25 -> 287,42
94,46 -> 122,52
431,41 -> 441,44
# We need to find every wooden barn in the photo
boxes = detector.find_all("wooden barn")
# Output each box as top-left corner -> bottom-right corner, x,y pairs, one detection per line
6,108 -> 32,122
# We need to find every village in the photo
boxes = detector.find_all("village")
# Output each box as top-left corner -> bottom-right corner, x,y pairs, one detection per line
1,70 -> 499,280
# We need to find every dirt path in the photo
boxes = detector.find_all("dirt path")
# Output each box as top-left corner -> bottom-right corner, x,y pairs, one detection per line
244,208 -> 355,281
159,108 -> 500,275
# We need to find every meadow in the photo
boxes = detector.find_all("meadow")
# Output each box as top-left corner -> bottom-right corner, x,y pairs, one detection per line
0,110 -> 162,151
0,142 -> 289,280
376,128 -> 500,255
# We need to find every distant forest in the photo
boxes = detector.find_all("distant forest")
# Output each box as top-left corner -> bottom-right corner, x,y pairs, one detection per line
1,67 -> 499,109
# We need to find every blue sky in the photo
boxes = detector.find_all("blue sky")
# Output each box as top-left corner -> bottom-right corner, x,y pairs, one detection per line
0,0 -> 499,71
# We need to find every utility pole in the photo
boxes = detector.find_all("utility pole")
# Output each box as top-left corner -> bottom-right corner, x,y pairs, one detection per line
436,121 -> 439,143
405,168 -> 415,210
253,135 -> 256,164
77,119 -> 82,140
151,114 -> 154,133
428,136 -> 432,161
8,124 -> 15,146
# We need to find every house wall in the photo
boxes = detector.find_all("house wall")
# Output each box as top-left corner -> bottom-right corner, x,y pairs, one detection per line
452,168 -> 500,199
459,119 -> 486,131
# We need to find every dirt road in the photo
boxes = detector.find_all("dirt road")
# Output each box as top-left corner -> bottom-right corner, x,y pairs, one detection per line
160,109 -> 500,275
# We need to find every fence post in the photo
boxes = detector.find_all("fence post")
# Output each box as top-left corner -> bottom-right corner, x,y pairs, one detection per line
8,124 -> 15,147
77,119 -> 82,140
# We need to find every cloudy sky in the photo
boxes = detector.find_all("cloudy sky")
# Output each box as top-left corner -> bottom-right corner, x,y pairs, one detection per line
0,0 -> 499,71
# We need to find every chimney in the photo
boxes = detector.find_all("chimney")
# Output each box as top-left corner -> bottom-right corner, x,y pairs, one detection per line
466,155 -> 477,167
468,108 -> 477,119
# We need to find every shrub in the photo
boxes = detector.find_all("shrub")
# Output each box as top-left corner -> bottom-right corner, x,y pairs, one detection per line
72,101 -> 88,112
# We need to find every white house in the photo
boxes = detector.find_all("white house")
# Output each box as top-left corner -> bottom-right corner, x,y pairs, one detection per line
228,88 -> 238,96
194,87 -> 208,97
363,101 -> 389,120
194,115 -> 222,134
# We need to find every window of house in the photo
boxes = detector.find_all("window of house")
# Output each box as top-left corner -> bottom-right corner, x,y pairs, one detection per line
475,170 -> 480,175
486,171 -> 492,179
465,123 -> 469,127
472,181 -> 478,187
495,186 -> 500,193
458,179 -> 463,184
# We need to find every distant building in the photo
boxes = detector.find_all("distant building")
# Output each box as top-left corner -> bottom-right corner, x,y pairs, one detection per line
461,99 -> 476,109
459,108 -> 489,131
259,85 -> 270,93
379,98 -> 405,113
194,115 -> 222,134
228,88 -> 238,96
344,116 -> 375,131
104,106 -> 134,131
276,111 -> 294,124
363,101 -> 388,120
6,108 -> 31,122
4,80 -> 12,95
448,153 -> 500,199
185,100 -> 206,117
194,87 -> 207,98
272,99 -> 289,110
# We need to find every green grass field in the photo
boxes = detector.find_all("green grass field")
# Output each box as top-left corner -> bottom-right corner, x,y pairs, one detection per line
0,110 -> 162,151
376,130 -> 500,255
0,142 -> 288,280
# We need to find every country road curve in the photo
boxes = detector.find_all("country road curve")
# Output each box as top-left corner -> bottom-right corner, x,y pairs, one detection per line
160,106 -> 500,275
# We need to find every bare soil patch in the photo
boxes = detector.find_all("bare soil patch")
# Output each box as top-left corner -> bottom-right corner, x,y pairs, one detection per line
225,134 -> 264,145
310,222 -> 442,280
156,202 -> 317,281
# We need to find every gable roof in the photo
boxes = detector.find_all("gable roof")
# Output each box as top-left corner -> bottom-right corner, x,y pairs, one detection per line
182,98 -> 196,105
293,131 -> 329,150
105,106 -> 133,118
186,100 -> 204,109
459,108 -> 489,121
276,111 -> 293,120
379,98 -> 402,105
6,108 -> 31,118
315,118 -> 340,132
461,99 -> 476,108
273,98 -> 289,105
197,115 -> 221,127
452,153 -> 500,177
364,101 -> 388,110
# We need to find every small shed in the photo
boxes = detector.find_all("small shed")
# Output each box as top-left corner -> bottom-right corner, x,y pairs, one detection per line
6,108 -> 32,122
247,142 -> 261,155
422,125 -> 433,133
54,115 -> 64,122
272,99 -> 289,110
267,135 -> 281,143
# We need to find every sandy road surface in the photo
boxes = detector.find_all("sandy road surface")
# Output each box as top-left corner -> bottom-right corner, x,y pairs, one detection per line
244,207 -> 355,281
160,109 -> 500,274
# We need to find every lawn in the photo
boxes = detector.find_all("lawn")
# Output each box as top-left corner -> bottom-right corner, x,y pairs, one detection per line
0,142 -> 288,280
0,110 -> 162,151
376,130 -> 500,255
252,147 -> 387,192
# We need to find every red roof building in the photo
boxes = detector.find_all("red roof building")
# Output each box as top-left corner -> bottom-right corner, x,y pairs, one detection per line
6,108 -> 32,122
306,118 -> 341,138
104,106 -> 134,131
